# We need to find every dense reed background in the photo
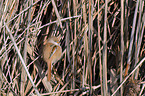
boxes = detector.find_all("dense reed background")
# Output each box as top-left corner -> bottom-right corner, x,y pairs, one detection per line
0,0 -> 145,95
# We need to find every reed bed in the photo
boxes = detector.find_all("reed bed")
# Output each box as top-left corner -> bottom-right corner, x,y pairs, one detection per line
0,0 -> 145,95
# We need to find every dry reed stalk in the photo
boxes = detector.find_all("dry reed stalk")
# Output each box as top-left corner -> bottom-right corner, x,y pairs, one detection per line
120,0 -> 124,95
102,0 -> 108,95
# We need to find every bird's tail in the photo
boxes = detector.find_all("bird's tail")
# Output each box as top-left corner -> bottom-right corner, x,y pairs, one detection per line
47,61 -> 51,81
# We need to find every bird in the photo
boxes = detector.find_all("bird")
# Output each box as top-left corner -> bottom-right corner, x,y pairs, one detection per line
43,36 -> 62,81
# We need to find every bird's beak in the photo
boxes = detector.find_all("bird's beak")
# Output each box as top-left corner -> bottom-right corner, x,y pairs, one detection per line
43,40 -> 48,45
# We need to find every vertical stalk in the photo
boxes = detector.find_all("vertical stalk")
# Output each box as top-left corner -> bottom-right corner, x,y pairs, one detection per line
88,0 -> 93,94
21,1 -> 32,95
134,0 -> 144,79
103,0 -> 108,95
72,0 -> 77,89
97,0 -> 103,95
125,0 -> 139,77
82,0 -> 87,88
120,0 -> 124,95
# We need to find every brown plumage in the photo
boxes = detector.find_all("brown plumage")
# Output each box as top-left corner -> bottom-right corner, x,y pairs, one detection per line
43,36 -> 62,81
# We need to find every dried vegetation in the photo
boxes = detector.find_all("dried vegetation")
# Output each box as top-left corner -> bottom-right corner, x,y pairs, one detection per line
0,0 -> 145,95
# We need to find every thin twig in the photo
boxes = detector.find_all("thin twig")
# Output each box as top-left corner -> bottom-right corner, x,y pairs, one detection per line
4,22 -> 41,96
111,57 -> 145,96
